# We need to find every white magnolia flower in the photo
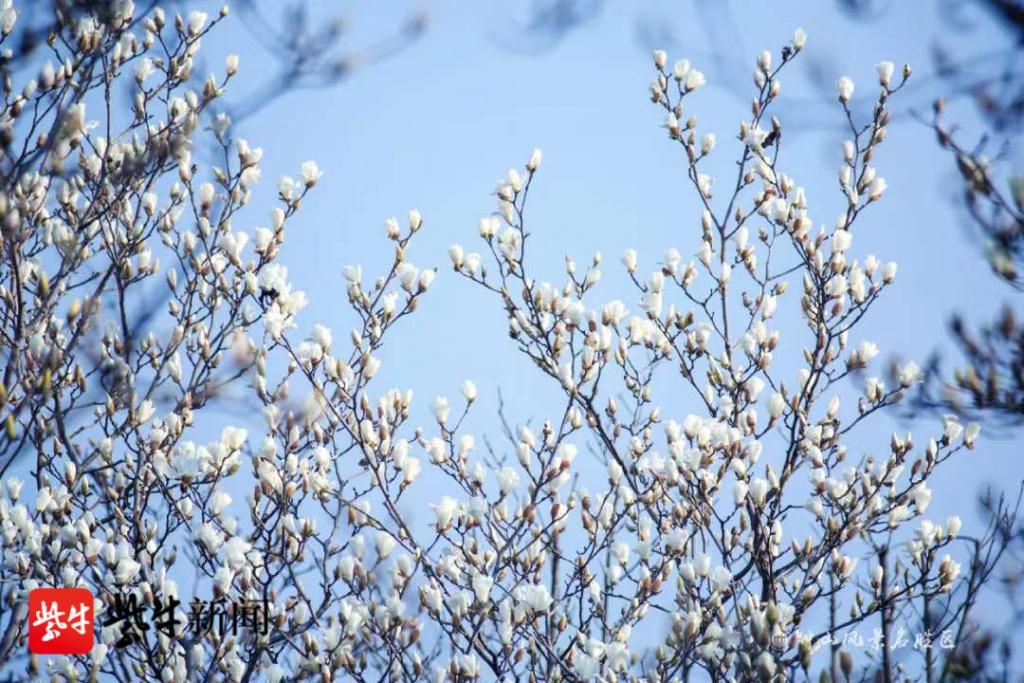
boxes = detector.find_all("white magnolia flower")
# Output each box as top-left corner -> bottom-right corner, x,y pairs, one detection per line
5,477 -> 23,501
115,558 -> 141,585
266,664 -> 285,683
918,519 -> 939,546
697,173 -> 713,197
836,76 -> 855,103
209,490 -> 232,516
940,556 -> 962,588
832,229 -> 853,253
575,652 -> 600,679
223,537 -> 251,570
527,148 -> 543,172
496,467 -> 520,494
701,132 -> 716,155
733,480 -> 749,505
312,324 -> 333,350
433,395 -> 450,424
187,10 -> 208,35
135,58 -> 154,83
278,176 -> 296,202
36,486 -> 53,512
744,376 -> 765,401
472,573 -> 494,603
402,457 -> 422,484
943,416 -> 965,443
622,248 -> 638,273
665,528 -> 686,553
872,565 -> 884,586
432,496 -> 459,530
897,361 -> 921,387
757,652 -> 777,678
342,264 -> 362,284
876,61 -> 895,86
749,478 -> 769,507
218,427 -> 246,452
514,584 -> 553,612
408,209 -> 423,231
793,27 -> 807,50
196,524 -> 223,554
868,176 -> 887,201
479,216 -> 499,238
376,532 -> 397,559
911,483 -> 932,513
0,1 -> 17,35
964,422 -> 981,447
257,460 -> 283,493
136,399 -> 155,425
947,515 -> 963,538
888,504 -> 911,528
858,341 -> 880,364
448,244 -> 464,269
301,160 -> 322,186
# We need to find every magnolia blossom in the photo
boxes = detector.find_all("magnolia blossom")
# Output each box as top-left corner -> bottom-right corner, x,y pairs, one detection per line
711,566 -> 733,592
947,515 -> 963,538
622,248 -> 638,273
685,69 -> 706,91
836,76 -> 855,102
514,584 -> 553,613
115,558 -> 141,585
209,490 -> 232,516
898,361 -> 922,387
793,27 -> 807,50
375,532 -> 397,559
733,480 -> 749,505
301,160 -> 322,186
749,478 -> 769,507
432,496 -> 459,530
964,422 -> 981,447
472,573 -> 494,603
876,61 -> 895,86
187,10 -> 207,35
496,466 -> 520,494
223,537 -> 251,570
527,148 -> 543,172
433,395 -> 450,424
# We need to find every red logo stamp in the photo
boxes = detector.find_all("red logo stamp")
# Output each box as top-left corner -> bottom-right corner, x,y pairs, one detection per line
28,588 -> 94,655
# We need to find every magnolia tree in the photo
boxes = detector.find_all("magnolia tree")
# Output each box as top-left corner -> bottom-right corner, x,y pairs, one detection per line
912,100 -> 1024,424
0,2 -> 1016,682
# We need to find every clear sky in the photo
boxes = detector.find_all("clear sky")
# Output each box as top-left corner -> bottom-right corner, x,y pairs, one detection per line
199,0 -> 1021,647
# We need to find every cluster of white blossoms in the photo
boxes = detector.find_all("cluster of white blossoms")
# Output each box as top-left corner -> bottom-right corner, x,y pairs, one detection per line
0,4 -> 992,682
439,29 -> 980,682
